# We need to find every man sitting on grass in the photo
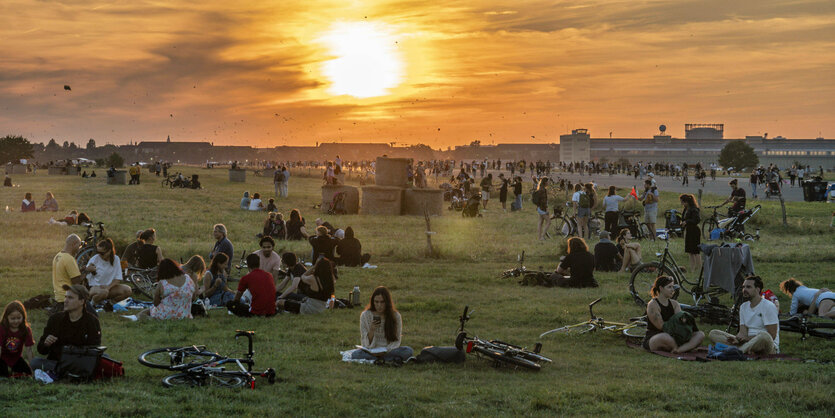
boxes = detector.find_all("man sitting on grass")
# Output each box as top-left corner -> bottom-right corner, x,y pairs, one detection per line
32,285 -> 101,372
709,276 -> 779,355
227,254 -> 276,317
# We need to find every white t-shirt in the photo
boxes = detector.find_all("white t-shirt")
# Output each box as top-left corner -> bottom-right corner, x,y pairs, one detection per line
248,199 -> 263,211
603,195 -> 625,212
572,191 -> 581,203
740,299 -> 779,351
86,254 -> 123,287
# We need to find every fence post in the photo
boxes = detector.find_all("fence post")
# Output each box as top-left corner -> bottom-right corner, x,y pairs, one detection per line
697,189 -> 702,207
779,195 -> 788,227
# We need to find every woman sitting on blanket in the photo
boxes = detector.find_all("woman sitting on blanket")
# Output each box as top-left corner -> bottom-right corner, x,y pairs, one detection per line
642,276 -> 705,353
780,278 -> 835,318
350,286 -> 413,363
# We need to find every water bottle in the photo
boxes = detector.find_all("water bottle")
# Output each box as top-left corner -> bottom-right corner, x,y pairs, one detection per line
327,295 -> 335,310
352,286 -> 360,307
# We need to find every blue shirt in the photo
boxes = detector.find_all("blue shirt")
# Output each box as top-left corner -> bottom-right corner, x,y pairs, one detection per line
211,237 -> 234,272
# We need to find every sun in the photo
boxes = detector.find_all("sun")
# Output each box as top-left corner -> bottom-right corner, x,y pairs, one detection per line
318,21 -> 404,98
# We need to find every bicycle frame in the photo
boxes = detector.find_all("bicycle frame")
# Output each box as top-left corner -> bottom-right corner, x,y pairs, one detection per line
540,298 -> 646,338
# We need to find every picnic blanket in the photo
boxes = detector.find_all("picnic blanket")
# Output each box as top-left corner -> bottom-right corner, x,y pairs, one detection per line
625,340 -> 801,362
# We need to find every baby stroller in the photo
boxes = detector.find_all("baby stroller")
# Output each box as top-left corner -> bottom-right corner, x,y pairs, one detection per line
664,209 -> 683,237
765,181 -> 781,198
716,205 -> 761,241
462,194 -> 482,217
327,192 -> 347,215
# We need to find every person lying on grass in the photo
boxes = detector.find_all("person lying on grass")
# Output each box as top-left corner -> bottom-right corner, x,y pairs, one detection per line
124,259 -> 196,321
350,286 -> 413,363
780,278 -> 835,318
642,276 -> 704,353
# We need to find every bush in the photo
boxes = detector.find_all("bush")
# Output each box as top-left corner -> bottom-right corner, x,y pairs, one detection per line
718,141 -> 758,171
105,152 -> 125,168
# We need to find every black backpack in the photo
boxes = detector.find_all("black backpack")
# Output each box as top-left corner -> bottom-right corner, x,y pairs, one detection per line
274,170 -> 285,182
414,346 -> 466,364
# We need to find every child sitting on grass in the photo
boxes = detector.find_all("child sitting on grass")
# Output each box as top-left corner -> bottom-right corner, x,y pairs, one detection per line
0,301 -> 35,378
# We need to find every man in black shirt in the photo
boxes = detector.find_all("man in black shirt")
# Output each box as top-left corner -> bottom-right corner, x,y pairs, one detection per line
550,237 -> 598,288
722,179 -> 746,217
32,285 -> 101,371
309,226 -> 339,262
334,226 -> 371,267
593,231 -> 621,272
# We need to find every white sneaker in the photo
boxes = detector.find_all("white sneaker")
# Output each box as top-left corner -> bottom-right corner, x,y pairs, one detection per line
34,369 -> 54,384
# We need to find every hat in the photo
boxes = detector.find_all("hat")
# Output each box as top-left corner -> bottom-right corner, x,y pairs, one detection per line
598,230 -> 610,239
62,284 -> 90,300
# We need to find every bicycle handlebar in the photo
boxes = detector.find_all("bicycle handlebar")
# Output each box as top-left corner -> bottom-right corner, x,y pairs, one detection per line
235,330 -> 255,358
588,298 -> 602,319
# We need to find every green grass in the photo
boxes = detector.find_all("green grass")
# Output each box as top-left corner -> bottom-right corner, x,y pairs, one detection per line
1,167 -> 833,416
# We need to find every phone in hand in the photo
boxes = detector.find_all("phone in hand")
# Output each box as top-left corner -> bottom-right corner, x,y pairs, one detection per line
372,315 -> 381,325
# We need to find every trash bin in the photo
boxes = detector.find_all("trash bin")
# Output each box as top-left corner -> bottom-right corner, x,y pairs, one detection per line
801,180 -> 828,202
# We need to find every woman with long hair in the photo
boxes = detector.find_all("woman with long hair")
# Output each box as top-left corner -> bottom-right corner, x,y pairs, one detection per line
277,257 -> 335,314
551,237 -> 598,288
202,253 -> 234,306
286,209 -> 308,240
350,286 -> 413,363
84,238 -> 132,305
780,278 -> 835,318
680,194 -> 702,274
0,301 -> 34,377
642,276 -> 704,353
181,255 -> 206,294
616,229 -> 642,273
126,259 -> 196,321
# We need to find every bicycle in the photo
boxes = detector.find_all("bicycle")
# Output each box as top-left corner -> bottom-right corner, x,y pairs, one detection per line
539,298 -> 647,339
779,314 -> 835,341
161,174 -> 176,188
552,203 -> 577,237
454,306 -> 552,371
138,330 -> 276,388
619,210 -> 651,240
499,251 -> 552,286
701,204 -> 761,241
75,222 -> 106,269
125,266 -> 158,299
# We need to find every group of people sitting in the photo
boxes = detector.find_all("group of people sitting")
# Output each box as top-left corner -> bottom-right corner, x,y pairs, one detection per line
240,191 -> 276,212
20,192 -> 59,212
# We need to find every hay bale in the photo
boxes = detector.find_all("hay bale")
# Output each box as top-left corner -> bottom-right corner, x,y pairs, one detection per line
66,166 -> 79,175
229,169 -> 246,183
5,164 -> 28,175
361,186 -> 403,216
107,170 -> 127,185
375,157 -> 410,187
322,185 -> 359,214
403,188 -> 444,216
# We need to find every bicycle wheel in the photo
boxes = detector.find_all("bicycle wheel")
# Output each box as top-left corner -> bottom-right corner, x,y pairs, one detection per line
540,323 -> 595,337
488,341 -> 553,363
472,346 -> 541,371
622,324 -> 647,339
555,217 -> 574,237
75,246 -> 96,270
629,262 -> 676,307
129,272 -> 155,299
162,372 -> 247,388
138,347 -> 221,370
702,218 -> 719,241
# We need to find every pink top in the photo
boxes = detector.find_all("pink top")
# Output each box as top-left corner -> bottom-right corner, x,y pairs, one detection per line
150,277 -> 195,320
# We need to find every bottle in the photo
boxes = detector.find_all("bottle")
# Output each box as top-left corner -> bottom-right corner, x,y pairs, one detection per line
352,286 -> 360,307
327,295 -> 335,310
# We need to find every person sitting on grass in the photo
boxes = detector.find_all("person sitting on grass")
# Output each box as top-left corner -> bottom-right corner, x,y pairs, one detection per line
616,229 -> 642,273
259,212 -> 276,238
37,192 -> 59,212
136,228 -> 164,269
309,225 -> 339,262
271,212 -> 286,240
227,253 -> 276,317
351,286 -> 414,363
181,255 -> 206,297
0,301 -> 35,378
335,226 -> 371,267
3,175 -> 12,187
593,231 -> 621,272
124,259 -> 196,321
48,210 -> 78,225
210,223 -> 234,275
33,285 -> 101,371
266,198 -> 277,213
549,237 -> 598,288
709,275 -> 779,355
248,192 -> 265,211
276,257 -> 335,315
642,276 -> 704,353
121,230 -> 145,267
780,278 -> 835,318
83,238 -> 132,306
286,209 -> 309,240
240,191 -> 251,210
275,252 -> 308,300
21,192 -> 36,212
257,236 -> 283,281
51,234 -> 83,313
202,253 -> 235,306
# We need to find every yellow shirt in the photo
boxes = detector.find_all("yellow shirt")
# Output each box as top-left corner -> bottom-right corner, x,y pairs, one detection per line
52,252 -> 81,302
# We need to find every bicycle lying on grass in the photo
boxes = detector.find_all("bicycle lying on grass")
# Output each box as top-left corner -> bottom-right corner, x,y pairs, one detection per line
75,222 -> 107,269
454,306 -> 552,371
124,266 -> 157,300
499,251 -> 553,286
779,314 -> 835,341
138,330 -> 276,388
539,298 -> 647,339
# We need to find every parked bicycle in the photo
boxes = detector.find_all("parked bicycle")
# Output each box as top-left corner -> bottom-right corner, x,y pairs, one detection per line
125,266 -> 158,299
75,222 -> 106,269
454,306 -> 551,371
619,210 -> 652,240
138,330 -> 276,388
779,314 -> 835,341
701,204 -> 761,241
539,298 -> 647,339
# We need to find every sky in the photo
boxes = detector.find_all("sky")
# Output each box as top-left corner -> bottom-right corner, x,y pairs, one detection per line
2,0 -> 834,147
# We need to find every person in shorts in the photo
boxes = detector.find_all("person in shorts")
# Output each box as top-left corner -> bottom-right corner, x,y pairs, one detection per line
639,180 -> 659,241
480,173 -> 492,210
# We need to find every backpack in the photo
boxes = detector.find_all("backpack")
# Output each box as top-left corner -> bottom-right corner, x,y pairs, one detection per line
414,346 -> 466,364
707,343 -> 745,361
274,170 -> 285,182
579,192 -> 591,208
662,311 -> 697,345
534,189 -> 547,208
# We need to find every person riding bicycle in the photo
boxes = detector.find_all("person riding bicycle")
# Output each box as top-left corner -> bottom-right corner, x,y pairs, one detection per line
550,237 -> 598,288
350,286 -> 414,363
709,275 -> 779,355
642,276 -> 704,353
779,278 -> 835,318
720,179 -> 746,217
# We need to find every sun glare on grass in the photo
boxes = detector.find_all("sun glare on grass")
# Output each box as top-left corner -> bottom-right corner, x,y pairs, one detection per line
318,21 -> 404,98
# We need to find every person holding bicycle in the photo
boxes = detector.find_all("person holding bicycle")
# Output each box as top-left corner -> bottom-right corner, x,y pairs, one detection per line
83,238 -> 132,306
680,194 -> 702,275
720,179 -> 746,217
550,237 -> 598,288
779,278 -> 835,318
350,286 -> 413,363
642,276 -> 704,353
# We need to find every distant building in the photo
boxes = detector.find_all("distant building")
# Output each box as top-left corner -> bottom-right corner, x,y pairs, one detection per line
559,129 -> 590,164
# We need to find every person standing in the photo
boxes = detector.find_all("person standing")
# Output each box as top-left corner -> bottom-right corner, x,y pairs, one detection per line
639,180 -> 659,241
749,170 -> 759,199
498,173 -> 509,213
680,194 -> 702,274
603,186 -> 626,235
480,173 -> 493,210
273,167 -> 284,197
281,166 -> 290,197
534,178 -> 550,241
511,176 -> 523,212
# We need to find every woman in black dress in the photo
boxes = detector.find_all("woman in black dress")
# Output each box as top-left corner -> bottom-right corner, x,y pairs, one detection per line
679,194 -> 701,274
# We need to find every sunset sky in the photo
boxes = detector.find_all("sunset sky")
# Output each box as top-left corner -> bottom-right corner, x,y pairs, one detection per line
2,0 -> 834,147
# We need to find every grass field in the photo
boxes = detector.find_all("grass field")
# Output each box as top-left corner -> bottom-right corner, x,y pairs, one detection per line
1,166 -> 833,416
